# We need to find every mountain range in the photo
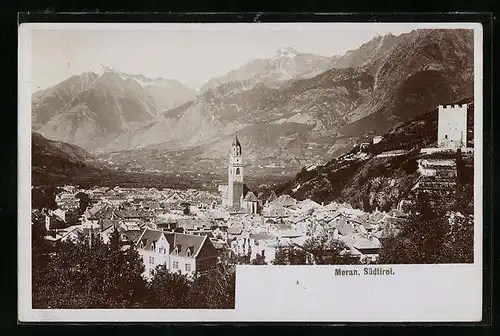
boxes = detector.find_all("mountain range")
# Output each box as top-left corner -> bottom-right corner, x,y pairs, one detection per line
32,29 -> 474,176
274,97 -> 475,211
199,47 -> 333,93
32,67 -> 197,151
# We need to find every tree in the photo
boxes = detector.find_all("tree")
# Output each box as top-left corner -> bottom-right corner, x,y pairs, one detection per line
439,213 -> 474,263
100,229 -> 147,307
273,235 -> 357,265
273,244 -> 308,265
377,191 -> 474,264
187,253 -> 236,309
146,266 -> 191,308
32,228 -> 147,308
250,253 -> 267,265
32,185 -> 58,210
75,191 -> 91,215
301,236 -> 358,265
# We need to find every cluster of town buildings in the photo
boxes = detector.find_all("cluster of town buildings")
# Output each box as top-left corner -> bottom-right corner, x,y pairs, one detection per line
36,102 -> 474,280
41,183 -> 405,277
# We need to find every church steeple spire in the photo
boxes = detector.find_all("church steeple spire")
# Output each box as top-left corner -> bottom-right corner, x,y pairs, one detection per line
233,133 -> 241,147
232,132 -> 242,156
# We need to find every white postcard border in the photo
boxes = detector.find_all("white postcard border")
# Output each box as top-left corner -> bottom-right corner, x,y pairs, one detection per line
18,21 -> 484,322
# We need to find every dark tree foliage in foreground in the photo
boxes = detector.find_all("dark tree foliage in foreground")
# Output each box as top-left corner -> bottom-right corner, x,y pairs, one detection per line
32,185 -> 58,210
144,257 -> 235,309
251,253 -> 267,265
377,192 -> 474,264
274,235 -> 360,265
75,192 -> 91,214
145,266 -> 192,308
187,261 -> 236,309
32,228 -> 235,309
33,229 -> 147,308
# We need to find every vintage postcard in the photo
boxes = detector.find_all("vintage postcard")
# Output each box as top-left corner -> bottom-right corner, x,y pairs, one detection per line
18,21 -> 483,322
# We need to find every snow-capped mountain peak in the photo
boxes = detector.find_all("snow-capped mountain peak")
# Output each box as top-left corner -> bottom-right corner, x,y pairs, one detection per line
274,47 -> 300,59
100,64 -> 117,74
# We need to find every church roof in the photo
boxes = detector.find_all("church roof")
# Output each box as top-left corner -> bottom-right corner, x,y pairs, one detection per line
242,184 -> 252,197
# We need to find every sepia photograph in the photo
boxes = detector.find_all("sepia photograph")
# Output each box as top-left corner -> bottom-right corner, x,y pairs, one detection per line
19,20 -> 483,321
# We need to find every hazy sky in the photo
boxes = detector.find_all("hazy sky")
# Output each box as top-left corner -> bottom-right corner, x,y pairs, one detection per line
29,23 -> 427,92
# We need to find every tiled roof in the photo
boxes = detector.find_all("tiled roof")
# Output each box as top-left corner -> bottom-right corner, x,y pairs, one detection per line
136,228 -> 210,258
297,199 -> 321,208
361,220 -> 375,230
177,218 -> 210,230
208,209 -> 229,219
250,233 -> 275,241
136,228 -> 165,251
267,190 -> 278,202
122,230 -> 143,243
59,226 -> 81,241
338,235 -> 355,249
101,219 -> 119,231
276,230 -> 303,238
359,213 -> 370,221
349,216 -> 370,228
335,217 -> 354,236
115,210 -> 155,218
263,206 -> 291,218
190,230 -> 214,238
269,194 -> 297,207
353,238 -> 381,250
172,233 -> 206,257
228,226 -> 243,235
87,203 -> 106,217
165,192 -> 184,203
389,209 -> 406,218
369,212 -> 385,222
243,191 -> 258,202
323,211 -> 342,222
210,238 -> 227,249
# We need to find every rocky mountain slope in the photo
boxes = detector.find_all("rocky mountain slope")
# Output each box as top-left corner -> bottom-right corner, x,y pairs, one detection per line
275,97 -> 474,211
31,132 -> 226,193
338,29 -> 473,134
119,72 -> 197,112
32,72 -> 99,130
200,47 -> 332,93
32,132 -> 103,187
32,67 -> 196,151
101,29 -> 473,175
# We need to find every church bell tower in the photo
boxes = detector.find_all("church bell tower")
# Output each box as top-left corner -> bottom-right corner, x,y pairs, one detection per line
228,134 -> 244,208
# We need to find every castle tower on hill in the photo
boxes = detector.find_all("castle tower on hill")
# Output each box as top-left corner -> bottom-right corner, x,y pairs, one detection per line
437,104 -> 468,148
227,134 -> 244,208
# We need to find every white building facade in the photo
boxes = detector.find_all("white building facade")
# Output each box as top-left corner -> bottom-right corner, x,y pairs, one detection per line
437,104 -> 468,148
